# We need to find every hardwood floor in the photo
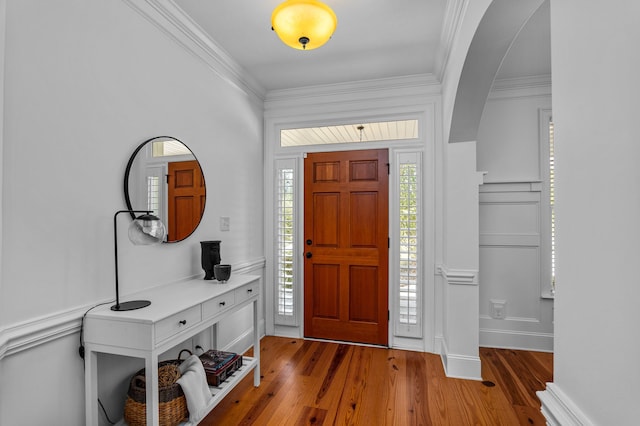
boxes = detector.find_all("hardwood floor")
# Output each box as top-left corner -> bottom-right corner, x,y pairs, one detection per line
201,336 -> 553,425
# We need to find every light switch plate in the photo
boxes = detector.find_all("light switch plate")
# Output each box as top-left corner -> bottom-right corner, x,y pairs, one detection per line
220,216 -> 230,231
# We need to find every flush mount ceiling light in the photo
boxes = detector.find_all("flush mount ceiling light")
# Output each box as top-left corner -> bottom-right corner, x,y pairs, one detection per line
271,0 -> 337,50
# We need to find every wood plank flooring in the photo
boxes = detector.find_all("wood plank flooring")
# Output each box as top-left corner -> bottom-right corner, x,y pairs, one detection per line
201,336 -> 553,425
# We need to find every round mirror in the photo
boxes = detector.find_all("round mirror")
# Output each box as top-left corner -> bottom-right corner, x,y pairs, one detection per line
124,136 -> 206,243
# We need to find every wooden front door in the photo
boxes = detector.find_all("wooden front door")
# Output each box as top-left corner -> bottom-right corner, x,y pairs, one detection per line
304,149 -> 389,346
168,160 -> 205,242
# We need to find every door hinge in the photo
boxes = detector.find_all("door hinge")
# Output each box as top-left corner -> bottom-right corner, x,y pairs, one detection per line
388,310 -> 390,321
388,237 -> 390,248
386,163 -> 390,175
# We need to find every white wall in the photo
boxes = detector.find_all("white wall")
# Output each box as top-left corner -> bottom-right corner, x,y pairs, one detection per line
0,1 -> 264,424
440,141 -> 483,380
476,82 -> 554,351
537,1 -> 640,424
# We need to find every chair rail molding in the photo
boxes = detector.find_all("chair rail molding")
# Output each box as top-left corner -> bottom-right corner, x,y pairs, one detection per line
121,0 -> 265,103
232,256 -> 266,276
0,305 -> 88,360
0,257 -> 265,361
537,383 -> 595,426
438,265 -> 478,285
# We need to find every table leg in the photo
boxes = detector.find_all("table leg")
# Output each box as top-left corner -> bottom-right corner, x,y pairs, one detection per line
145,355 -> 160,426
84,348 -> 99,426
253,298 -> 260,387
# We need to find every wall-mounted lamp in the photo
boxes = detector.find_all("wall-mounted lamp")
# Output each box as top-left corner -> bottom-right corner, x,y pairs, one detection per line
271,0 -> 337,50
112,210 -> 166,311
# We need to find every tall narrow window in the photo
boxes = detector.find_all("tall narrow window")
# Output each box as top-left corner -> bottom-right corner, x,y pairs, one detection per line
395,152 -> 422,337
549,120 -> 556,293
144,166 -> 164,223
399,163 -> 418,324
275,161 -> 297,324
147,176 -> 160,216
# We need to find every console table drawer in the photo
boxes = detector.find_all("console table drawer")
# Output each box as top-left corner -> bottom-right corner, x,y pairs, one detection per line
235,281 -> 259,304
202,293 -> 236,319
156,305 -> 201,342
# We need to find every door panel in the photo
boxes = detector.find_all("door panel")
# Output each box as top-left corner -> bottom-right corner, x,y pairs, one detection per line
350,192 -> 378,247
168,160 -> 205,242
304,149 -> 389,346
313,193 -> 340,247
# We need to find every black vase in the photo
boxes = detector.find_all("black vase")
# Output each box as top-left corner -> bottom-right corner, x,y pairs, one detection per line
200,240 -> 221,280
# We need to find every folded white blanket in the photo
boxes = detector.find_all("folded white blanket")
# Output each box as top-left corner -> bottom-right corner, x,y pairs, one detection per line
177,354 -> 212,422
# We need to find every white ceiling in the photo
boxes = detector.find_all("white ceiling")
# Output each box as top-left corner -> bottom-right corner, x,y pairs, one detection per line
171,0 -> 550,93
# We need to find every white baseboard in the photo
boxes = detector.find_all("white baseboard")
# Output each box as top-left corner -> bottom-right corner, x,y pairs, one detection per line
273,324 -> 303,338
391,336 -> 426,352
480,328 -> 554,352
537,383 -> 594,426
439,339 -> 482,380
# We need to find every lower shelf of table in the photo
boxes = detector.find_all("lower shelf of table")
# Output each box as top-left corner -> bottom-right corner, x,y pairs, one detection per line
184,356 -> 258,425
118,356 -> 259,426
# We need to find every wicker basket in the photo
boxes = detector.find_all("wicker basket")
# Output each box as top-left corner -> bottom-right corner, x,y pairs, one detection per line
123,358 -> 189,426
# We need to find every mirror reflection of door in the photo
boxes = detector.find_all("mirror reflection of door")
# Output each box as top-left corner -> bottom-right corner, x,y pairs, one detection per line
304,149 -> 389,346
167,160 -> 206,242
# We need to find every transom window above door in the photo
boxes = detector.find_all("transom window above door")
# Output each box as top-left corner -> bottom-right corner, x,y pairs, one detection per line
280,119 -> 419,147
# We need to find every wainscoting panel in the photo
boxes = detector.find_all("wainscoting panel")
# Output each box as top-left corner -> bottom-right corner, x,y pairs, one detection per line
479,186 -> 554,351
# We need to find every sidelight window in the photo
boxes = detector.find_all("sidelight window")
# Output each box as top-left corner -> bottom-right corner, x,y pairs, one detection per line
549,120 -> 556,294
395,152 -> 422,337
539,110 -> 555,298
275,160 -> 297,324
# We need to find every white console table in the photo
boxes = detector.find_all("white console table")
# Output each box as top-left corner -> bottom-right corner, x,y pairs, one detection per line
83,274 -> 261,426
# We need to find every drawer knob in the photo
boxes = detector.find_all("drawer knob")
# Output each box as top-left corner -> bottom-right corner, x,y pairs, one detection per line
219,301 -> 226,306
179,320 -> 187,325
247,289 -> 253,293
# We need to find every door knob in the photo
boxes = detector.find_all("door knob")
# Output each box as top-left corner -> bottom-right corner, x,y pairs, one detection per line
306,239 -> 312,245
305,252 -> 312,259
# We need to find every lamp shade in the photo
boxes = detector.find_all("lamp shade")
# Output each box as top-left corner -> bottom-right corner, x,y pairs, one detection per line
128,213 -> 166,245
272,0 -> 337,50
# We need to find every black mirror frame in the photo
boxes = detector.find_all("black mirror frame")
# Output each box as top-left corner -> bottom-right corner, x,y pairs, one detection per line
123,136 -> 206,243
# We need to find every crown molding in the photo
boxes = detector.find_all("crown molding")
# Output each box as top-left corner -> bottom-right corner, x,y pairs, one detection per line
121,0 -> 266,102
435,0 -> 469,81
488,74 -> 552,100
265,74 -> 441,113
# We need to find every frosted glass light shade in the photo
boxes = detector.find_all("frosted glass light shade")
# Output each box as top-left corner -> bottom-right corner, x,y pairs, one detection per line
128,214 -> 166,245
271,0 -> 337,50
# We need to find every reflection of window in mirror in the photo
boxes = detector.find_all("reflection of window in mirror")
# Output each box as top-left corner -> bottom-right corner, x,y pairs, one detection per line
145,168 -> 163,218
152,139 -> 192,157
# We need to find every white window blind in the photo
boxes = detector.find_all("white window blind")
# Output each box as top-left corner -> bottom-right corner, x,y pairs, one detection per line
395,152 -> 422,337
275,159 -> 298,325
147,176 -> 160,216
144,166 -> 165,223
549,120 -> 556,294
